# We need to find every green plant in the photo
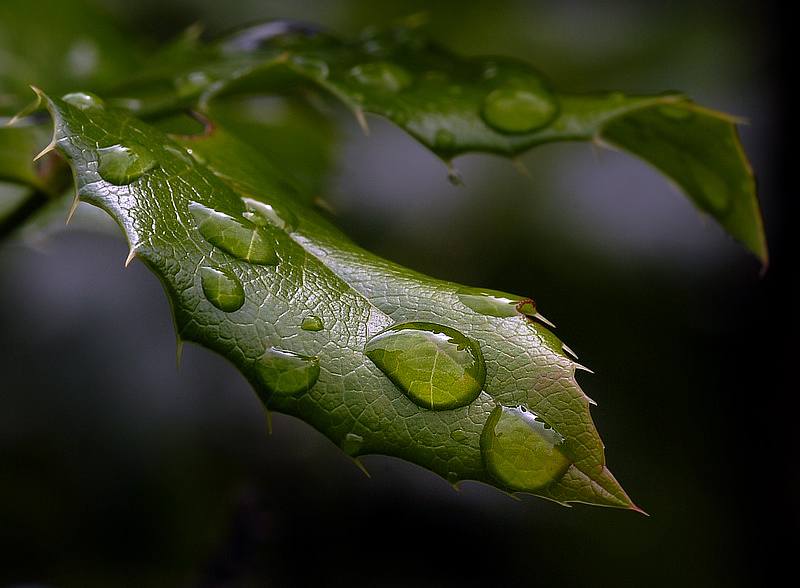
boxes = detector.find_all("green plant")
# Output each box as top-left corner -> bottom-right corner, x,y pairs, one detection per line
0,4 -> 765,515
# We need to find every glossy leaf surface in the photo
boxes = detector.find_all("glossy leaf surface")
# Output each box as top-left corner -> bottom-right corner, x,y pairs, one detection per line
42,92 -> 637,509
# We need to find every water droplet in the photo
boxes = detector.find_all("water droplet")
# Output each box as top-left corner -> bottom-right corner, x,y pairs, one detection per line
435,129 -> 456,150
481,77 -> 558,134
364,322 -> 485,410
456,286 -> 546,321
199,266 -> 245,312
189,202 -> 278,265
175,71 -> 212,98
255,348 -> 320,397
289,55 -> 329,79
340,433 -> 364,456
480,61 -> 499,80
62,92 -> 105,110
219,20 -> 328,53
456,286 -> 522,318
348,61 -> 412,93
242,197 -> 299,231
656,104 -> 694,122
480,405 -> 571,491
97,143 -> 158,185
301,315 -> 324,331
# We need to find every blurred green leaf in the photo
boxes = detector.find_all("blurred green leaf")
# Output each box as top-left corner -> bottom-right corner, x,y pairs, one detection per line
110,20 -> 767,262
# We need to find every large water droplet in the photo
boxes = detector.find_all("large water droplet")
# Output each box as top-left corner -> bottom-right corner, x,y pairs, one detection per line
62,91 -> 105,110
348,61 -> 412,92
255,348 -> 320,397
199,266 -> 245,312
97,143 -> 158,185
189,202 -> 278,264
301,315 -> 324,331
481,76 -> 558,134
364,322 -> 485,410
480,405 -> 571,491
242,197 -> 299,231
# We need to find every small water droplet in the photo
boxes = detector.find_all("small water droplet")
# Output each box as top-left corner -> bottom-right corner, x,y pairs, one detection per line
450,429 -> 468,442
219,20 -> 327,53
435,129 -> 456,150
175,71 -> 212,98
480,61 -> 499,80
341,433 -> 364,456
185,148 -> 206,165
289,55 -> 329,79
199,266 -> 245,312
242,197 -> 299,231
480,405 -> 571,491
255,348 -> 320,397
656,104 -> 694,122
457,286 -> 521,318
348,61 -> 412,93
189,202 -> 279,264
364,322 -> 485,410
481,76 -> 558,134
97,143 -> 158,185
62,92 -> 105,110
301,315 -> 324,331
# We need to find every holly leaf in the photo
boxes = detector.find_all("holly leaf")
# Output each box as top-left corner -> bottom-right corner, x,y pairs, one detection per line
110,20 -> 766,262
41,90 -> 638,510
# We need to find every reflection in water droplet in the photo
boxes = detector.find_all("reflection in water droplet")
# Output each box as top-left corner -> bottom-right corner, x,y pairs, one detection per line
364,322 -> 485,410
349,61 -> 412,92
242,197 -> 299,231
341,433 -> 364,456
481,76 -> 558,134
255,348 -> 320,397
62,92 -> 105,110
301,315 -> 324,331
480,405 -> 571,491
97,143 -> 158,185
189,202 -> 278,264
199,266 -> 245,312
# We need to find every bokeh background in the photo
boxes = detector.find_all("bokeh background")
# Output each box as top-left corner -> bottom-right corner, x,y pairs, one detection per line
0,0 -> 794,586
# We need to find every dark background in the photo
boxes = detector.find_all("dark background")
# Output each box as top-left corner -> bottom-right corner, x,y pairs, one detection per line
1,1 -> 795,586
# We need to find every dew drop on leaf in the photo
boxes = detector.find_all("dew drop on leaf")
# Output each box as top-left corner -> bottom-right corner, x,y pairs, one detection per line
62,92 -> 105,111
301,315 -> 324,331
189,202 -> 279,264
480,405 -> 571,491
364,322 -> 485,410
97,143 -> 158,185
481,76 -> 558,134
255,348 -> 320,397
456,286 -> 522,318
348,61 -> 412,92
340,433 -> 364,456
199,266 -> 245,312
242,197 -> 299,231
289,55 -> 330,80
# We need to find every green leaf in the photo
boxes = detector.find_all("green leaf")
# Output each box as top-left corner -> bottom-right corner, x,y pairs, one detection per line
111,21 -> 766,262
41,91 -> 638,510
